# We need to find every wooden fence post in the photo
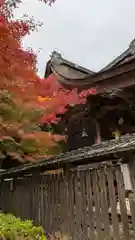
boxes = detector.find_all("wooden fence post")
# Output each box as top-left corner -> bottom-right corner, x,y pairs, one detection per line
120,163 -> 133,191
127,157 -> 135,232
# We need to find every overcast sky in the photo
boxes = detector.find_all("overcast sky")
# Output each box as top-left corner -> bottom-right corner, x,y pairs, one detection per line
15,0 -> 135,77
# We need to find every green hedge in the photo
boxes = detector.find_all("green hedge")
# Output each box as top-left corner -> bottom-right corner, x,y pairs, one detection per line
0,213 -> 47,240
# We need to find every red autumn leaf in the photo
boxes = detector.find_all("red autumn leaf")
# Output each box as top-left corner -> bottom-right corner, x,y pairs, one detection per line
0,0 -> 97,163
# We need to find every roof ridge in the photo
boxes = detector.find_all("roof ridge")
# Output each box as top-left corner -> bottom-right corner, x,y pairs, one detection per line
101,38 -> 135,71
50,50 -> 95,74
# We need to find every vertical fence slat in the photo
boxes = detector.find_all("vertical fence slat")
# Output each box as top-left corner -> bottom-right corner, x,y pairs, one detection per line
59,172 -> 64,235
107,166 -> 120,240
20,180 -> 26,220
86,169 -> 96,240
36,178 -> 41,225
51,174 -> 55,233
129,159 -> 135,189
8,181 -> 13,214
57,172 -> 61,234
74,170 -> 83,240
116,166 -> 130,240
38,176 -> 43,225
63,170 -> 70,236
9,180 -> 16,216
99,167 -> 110,239
68,170 -> 76,240
40,177 -> 44,227
33,179 -> 39,225
28,178 -> 32,221
39,176 -> 44,226
29,177 -> 33,221
46,175 -> 51,232
92,169 -> 103,240
129,192 -> 135,234
128,159 -> 135,234
49,174 -> 53,230
80,170 -> 88,240
42,175 -> 48,231
24,178 -> 31,221
54,173 -> 59,234
15,182 -> 20,218
30,174 -> 39,224
19,183 -> 23,219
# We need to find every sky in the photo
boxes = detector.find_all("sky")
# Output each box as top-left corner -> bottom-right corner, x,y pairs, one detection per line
15,0 -> 135,77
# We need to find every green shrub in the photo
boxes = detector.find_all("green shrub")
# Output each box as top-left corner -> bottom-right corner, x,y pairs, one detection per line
0,213 -> 47,240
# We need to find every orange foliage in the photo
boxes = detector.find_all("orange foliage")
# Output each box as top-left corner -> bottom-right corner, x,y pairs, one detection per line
0,0 -> 96,163
37,74 -> 96,123
0,2 -> 65,162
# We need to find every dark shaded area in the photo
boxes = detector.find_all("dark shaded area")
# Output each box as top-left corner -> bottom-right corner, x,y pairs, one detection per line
66,113 -> 97,151
1,156 -> 22,170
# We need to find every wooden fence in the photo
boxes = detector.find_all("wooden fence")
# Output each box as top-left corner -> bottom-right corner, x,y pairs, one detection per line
1,160 -> 135,240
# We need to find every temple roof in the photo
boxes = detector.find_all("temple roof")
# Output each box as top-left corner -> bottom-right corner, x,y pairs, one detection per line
44,39 -> 135,91
101,39 -> 135,71
45,51 -> 95,79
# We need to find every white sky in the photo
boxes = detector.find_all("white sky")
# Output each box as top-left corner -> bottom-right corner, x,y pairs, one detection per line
15,0 -> 135,77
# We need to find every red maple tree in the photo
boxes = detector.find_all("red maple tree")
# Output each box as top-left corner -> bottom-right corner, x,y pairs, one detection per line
0,0 -> 96,163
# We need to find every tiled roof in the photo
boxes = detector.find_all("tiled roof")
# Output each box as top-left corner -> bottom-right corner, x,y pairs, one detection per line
44,39 -> 135,90
101,39 -> 135,71
1,133 -> 135,177
44,50 -> 94,79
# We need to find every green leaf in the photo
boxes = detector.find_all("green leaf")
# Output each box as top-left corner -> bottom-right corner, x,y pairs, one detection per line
0,213 -> 47,239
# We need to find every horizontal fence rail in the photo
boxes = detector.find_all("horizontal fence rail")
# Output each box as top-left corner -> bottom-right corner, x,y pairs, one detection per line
1,162 -> 135,240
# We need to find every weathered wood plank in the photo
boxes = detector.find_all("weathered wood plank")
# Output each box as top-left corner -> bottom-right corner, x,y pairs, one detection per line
40,175 -> 45,228
37,178 -> 41,224
39,177 -> 44,227
115,166 -> 130,240
68,170 -> 76,239
129,192 -> 135,233
59,172 -> 65,235
50,174 -> 56,232
128,159 -> 135,233
63,170 -> 70,235
52,173 -> 59,233
85,169 -> 96,240
57,172 -> 61,234
42,175 -> 48,229
31,175 -> 41,225
48,174 -> 53,231
80,170 -> 88,239
26,179 -> 32,220
50,173 -> 54,232
92,169 -> 103,240
98,167 -> 110,239
128,158 -> 135,189
74,170 -> 83,240
107,166 -> 120,240
33,181 -> 39,225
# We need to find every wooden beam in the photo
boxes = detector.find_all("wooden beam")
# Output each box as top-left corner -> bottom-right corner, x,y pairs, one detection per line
94,69 -> 135,94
